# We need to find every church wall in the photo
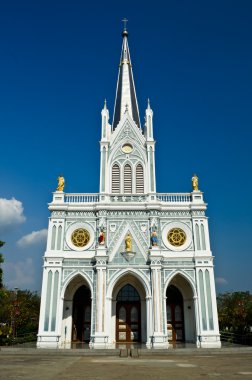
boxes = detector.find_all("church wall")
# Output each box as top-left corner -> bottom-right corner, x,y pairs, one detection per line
38,28 -> 221,350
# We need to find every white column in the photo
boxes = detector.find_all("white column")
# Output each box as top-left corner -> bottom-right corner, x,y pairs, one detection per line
92,250 -> 108,348
149,251 -> 168,348
193,295 -> 200,348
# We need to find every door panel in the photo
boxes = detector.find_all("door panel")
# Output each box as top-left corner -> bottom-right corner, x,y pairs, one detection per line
116,302 -> 141,342
72,285 -> 91,342
166,285 -> 185,343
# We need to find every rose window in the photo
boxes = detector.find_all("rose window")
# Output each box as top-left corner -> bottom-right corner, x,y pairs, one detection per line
167,228 -> 186,247
71,228 -> 90,247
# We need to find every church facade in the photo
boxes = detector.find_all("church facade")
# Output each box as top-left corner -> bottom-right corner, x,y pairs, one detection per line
37,28 -> 221,349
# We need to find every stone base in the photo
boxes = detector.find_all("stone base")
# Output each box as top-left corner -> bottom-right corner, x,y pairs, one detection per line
37,335 -> 59,349
151,334 -> 169,349
199,335 -> 221,348
90,334 -> 109,349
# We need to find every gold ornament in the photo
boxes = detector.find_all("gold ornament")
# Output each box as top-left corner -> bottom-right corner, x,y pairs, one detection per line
192,174 -> 199,191
167,228 -> 186,247
125,233 -> 132,252
71,228 -> 90,247
57,175 -> 65,191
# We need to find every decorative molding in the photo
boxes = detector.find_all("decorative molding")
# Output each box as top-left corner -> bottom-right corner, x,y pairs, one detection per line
67,211 -> 96,217
51,211 -> 66,217
184,269 -> 195,280
191,211 -> 205,217
107,211 -> 149,216
158,211 -> 191,217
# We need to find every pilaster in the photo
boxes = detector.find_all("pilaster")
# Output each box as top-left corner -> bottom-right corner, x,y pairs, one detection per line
91,248 -> 109,348
149,249 -> 168,348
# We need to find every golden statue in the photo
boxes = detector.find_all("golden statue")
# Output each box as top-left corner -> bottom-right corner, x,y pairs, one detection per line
57,175 -> 65,191
125,233 -> 132,252
192,174 -> 199,191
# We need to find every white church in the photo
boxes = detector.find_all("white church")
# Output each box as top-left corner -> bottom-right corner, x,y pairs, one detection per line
37,26 -> 221,349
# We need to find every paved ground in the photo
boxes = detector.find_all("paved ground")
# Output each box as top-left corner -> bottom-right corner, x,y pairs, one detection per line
1,350 -> 252,379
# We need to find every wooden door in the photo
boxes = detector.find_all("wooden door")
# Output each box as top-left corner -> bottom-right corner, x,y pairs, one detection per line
72,285 -> 91,342
166,285 -> 185,343
116,302 -> 141,342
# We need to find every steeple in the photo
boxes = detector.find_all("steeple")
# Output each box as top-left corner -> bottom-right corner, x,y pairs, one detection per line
112,25 -> 141,130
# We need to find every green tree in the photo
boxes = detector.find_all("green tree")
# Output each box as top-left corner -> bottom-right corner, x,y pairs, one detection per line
217,291 -> 252,333
0,288 -> 40,343
0,241 -> 5,288
11,290 -> 40,335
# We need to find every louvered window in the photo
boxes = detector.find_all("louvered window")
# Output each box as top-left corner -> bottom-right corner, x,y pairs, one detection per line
136,164 -> 144,193
112,164 -> 120,193
124,164 -> 132,193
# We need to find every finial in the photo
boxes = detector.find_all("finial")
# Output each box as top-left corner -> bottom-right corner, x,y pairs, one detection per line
122,18 -> 128,37
192,174 -> 199,191
57,175 -> 65,192
104,99 -> 107,109
147,98 -> 151,109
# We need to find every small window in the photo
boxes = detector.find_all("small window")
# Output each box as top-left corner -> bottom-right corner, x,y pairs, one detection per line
124,164 -> 132,193
112,164 -> 120,193
136,164 -> 144,193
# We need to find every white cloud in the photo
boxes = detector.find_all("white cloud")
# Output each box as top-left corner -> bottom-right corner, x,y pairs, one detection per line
17,229 -> 47,247
215,277 -> 228,285
4,258 -> 35,288
0,197 -> 26,231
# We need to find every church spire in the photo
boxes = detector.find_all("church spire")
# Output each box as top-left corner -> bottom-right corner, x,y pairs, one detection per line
112,24 -> 141,130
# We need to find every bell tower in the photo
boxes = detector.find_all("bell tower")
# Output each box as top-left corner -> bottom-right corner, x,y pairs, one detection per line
99,26 -> 156,200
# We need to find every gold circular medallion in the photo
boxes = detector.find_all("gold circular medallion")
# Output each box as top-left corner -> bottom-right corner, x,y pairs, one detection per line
167,228 -> 186,247
122,143 -> 133,154
71,228 -> 90,247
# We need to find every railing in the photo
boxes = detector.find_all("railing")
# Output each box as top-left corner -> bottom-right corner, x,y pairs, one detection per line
220,331 -> 252,346
156,193 -> 191,202
65,194 -> 99,203
63,193 -> 192,203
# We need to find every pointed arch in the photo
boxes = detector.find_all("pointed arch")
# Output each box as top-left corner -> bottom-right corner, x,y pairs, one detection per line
124,164 -> 132,193
136,163 -> 144,193
199,269 -> 207,330
164,270 -> 197,298
164,271 -> 197,344
44,270 -> 53,331
201,224 -> 206,250
112,163 -> 120,193
61,271 -> 93,300
51,271 -> 59,331
195,223 -> 201,250
107,269 -> 151,300
205,269 -> 214,330
51,225 -> 56,250
56,225 -> 62,250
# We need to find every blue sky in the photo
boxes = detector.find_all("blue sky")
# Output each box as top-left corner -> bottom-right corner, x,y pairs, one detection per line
0,0 -> 251,293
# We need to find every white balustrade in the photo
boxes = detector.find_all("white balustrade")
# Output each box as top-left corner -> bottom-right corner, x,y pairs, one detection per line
156,193 -> 192,202
65,194 -> 99,203
63,193 -> 191,203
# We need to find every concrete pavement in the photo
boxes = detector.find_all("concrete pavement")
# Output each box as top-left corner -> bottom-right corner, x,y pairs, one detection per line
0,347 -> 252,379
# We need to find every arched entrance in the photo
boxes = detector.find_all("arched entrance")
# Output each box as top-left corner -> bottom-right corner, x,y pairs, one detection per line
166,285 -> 185,343
116,284 -> 141,342
72,285 -> 91,342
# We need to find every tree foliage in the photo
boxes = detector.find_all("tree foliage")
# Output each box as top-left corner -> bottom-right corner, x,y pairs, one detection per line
0,288 -> 40,341
0,241 -> 5,289
217,291 -> 252,333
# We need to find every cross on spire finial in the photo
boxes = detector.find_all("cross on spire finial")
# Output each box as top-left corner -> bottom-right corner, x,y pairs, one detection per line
122,18 -> 128,31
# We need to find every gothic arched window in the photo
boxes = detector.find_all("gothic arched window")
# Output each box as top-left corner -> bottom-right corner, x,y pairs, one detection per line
136,163 -> 144,193
112,164 -> 120,193
124,164 -> 132,193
